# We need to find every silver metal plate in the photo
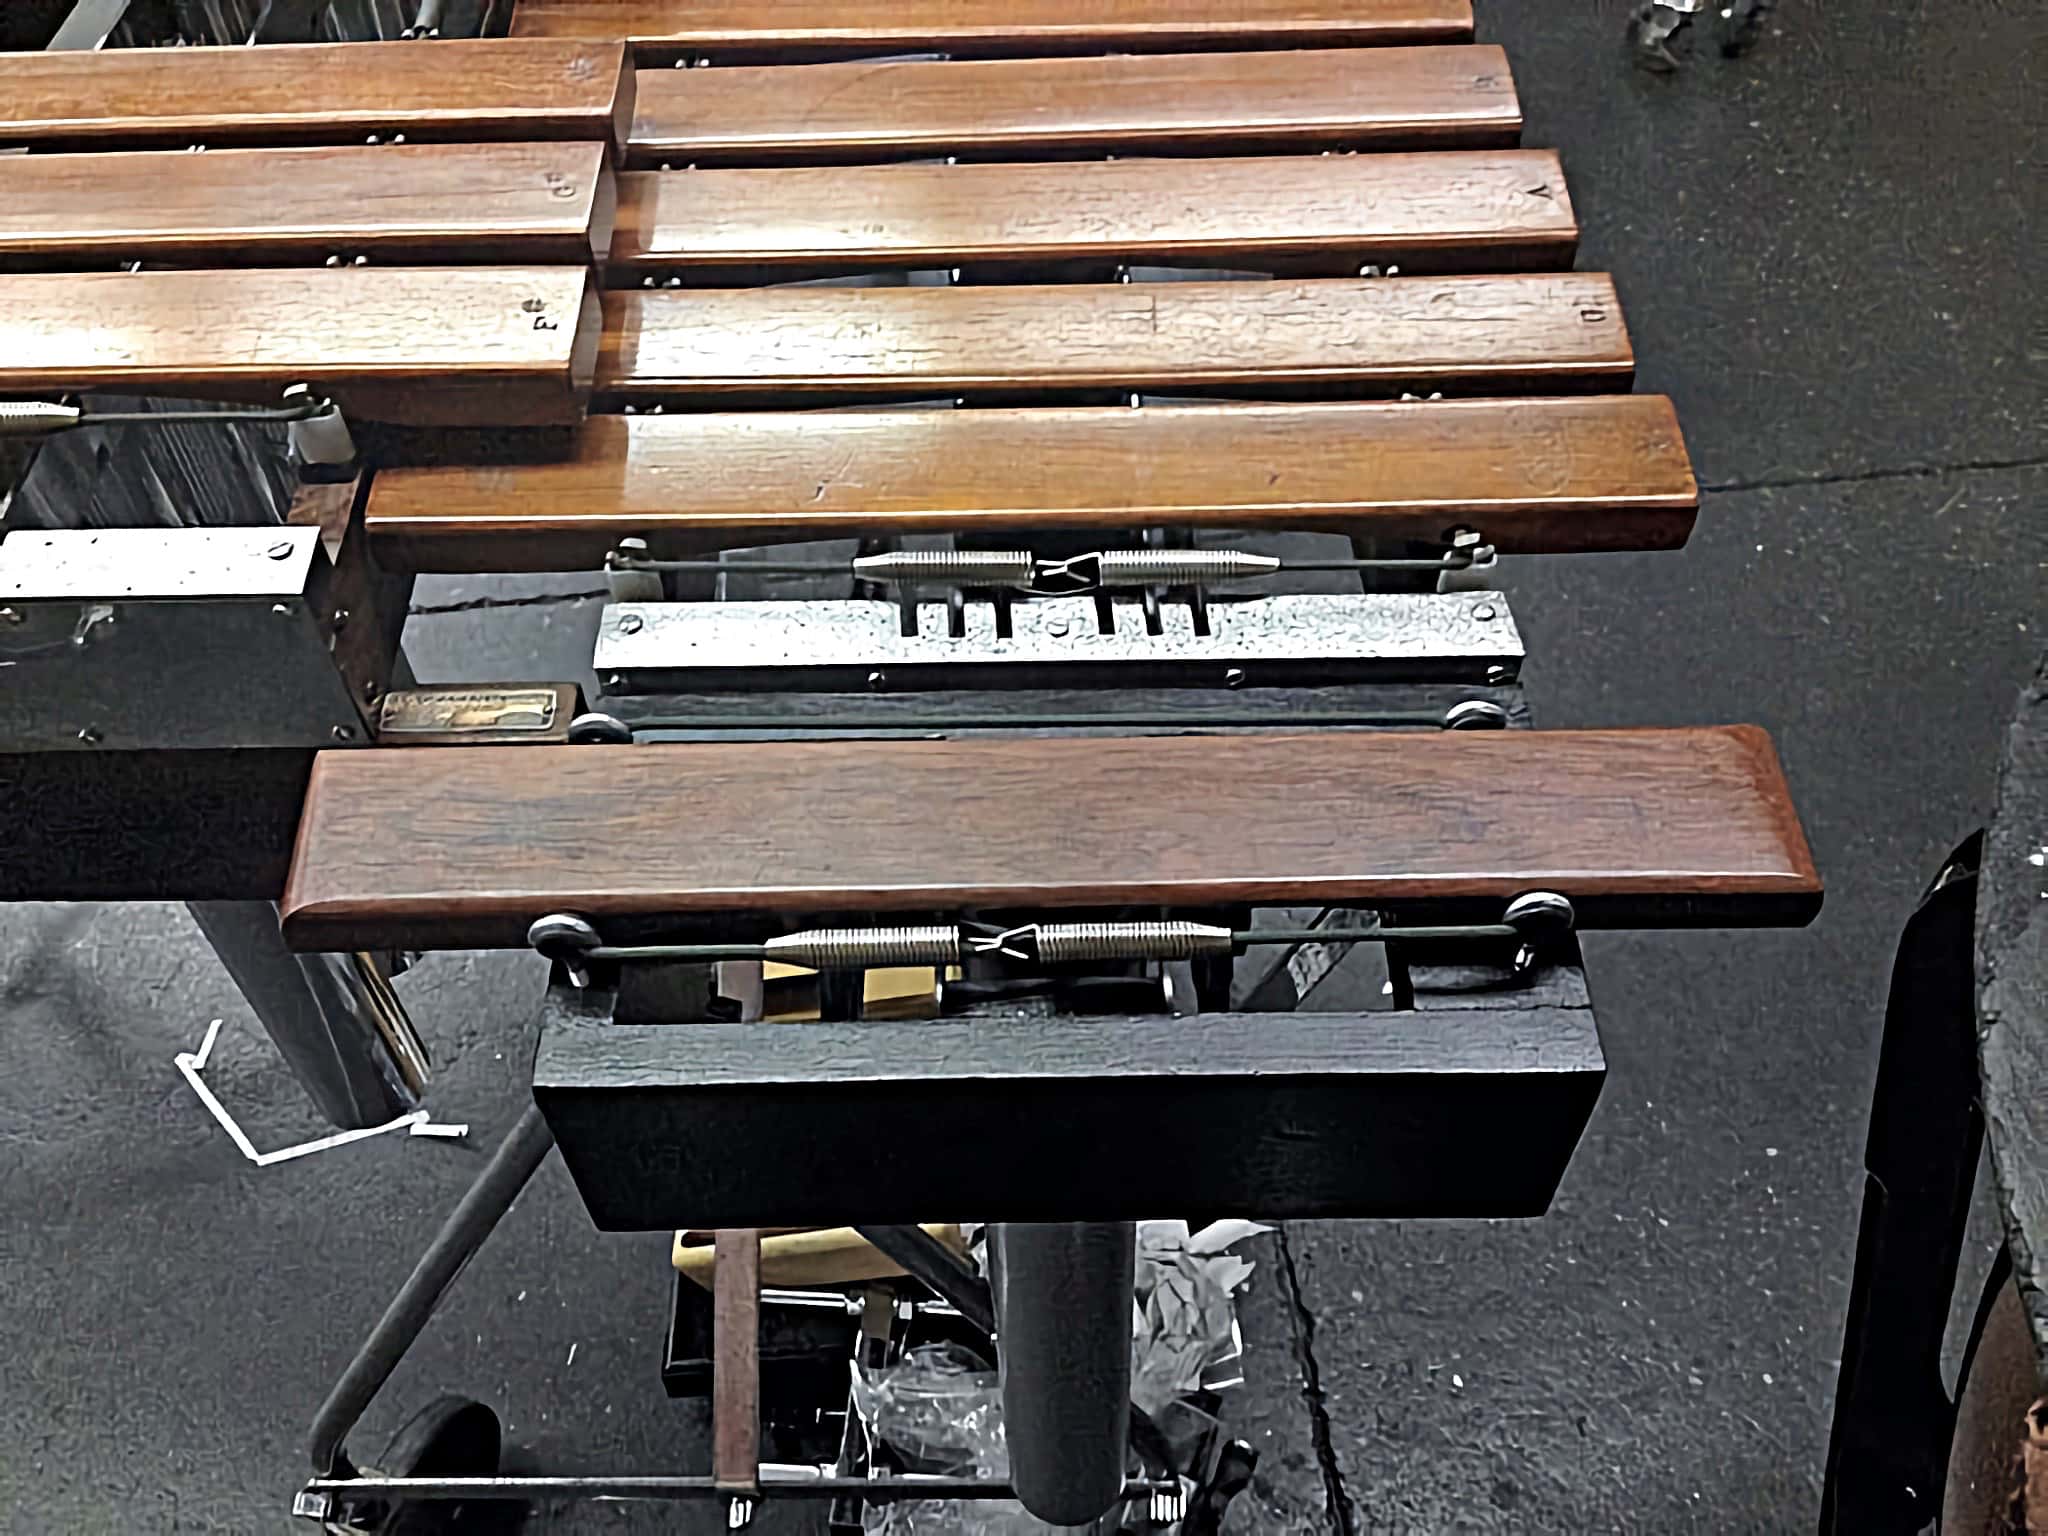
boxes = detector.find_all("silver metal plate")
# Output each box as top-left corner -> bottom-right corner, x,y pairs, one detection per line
0,526 -> 362,751
0,526 -> 321,601
594,592 -> 1522,694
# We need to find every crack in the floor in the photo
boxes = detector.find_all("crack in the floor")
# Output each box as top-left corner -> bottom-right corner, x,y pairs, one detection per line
407,588 -> 608,616
1701,451 -> 2048,496
1275,1222 -> 1357,1536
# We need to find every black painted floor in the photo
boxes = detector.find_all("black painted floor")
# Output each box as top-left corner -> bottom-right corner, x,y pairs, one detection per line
1,1 -> 2042,1530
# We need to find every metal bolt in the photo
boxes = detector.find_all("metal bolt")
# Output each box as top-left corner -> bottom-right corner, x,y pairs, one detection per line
331,608 -> 349,630
1485,664 -> 1513,684
1224,667 -> 1248,688
0,607 -> 20,625
331,725 -> 356,742
1046,614 -> 1070,638
617,613 -> 644,635
604,673 -> 625,691
361,681 -> 380,703
76,726 -> 100,745
266,541 -> 294,560
1473,603 -> 1498,622
272,603 -> 292,616
867,669 -> 887,689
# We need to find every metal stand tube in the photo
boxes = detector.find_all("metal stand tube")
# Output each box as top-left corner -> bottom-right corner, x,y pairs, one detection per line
187,900 -> 424,1130
988,1222 -> 1135,1526
308,1104 -> 557,1475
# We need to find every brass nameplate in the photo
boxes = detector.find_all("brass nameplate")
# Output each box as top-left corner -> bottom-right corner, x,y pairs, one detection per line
378,686 -> 567,744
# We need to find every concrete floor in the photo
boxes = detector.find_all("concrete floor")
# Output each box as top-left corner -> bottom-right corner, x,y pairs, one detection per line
1,0 -> 2042,1530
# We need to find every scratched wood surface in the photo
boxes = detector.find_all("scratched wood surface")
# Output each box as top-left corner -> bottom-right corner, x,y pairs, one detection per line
711,1229 -> 761,1490
0,38 -> 635,150
627,46 -> 1519,165
0,142 -> 614,270
609,150 -> 1576,277
0,267 -> 601,426
594,273 -> 1632,404
279,727 -> 1821,950
511,0 -> 1473,57
364,395 -> 1692,571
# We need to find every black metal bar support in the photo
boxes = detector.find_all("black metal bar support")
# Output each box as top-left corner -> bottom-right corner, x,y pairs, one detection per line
308,1104 -> 557,1476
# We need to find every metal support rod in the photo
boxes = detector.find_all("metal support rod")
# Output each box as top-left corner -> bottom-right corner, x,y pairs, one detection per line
989,1223 -> 1137,1526
529,897 -> 1572,972
46,0 -> 133,49
852,1226 -> 997,1338
307,1105 -> 557,1476
186,902 -> 424,1130
609,546 -> 1486,593
302,1472 -> 1177,1501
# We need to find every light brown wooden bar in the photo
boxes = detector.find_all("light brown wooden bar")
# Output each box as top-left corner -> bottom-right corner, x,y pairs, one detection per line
0,267 -> 601,427
0,142 -> 615,271
279,727 -> 1822,951
511,0 -> 1473,58
609,150 -> 1576,278
595,274 -> 1633,404
627,46 -> 1519,166
365,395 -> 1692,572
0,38 -> 635,151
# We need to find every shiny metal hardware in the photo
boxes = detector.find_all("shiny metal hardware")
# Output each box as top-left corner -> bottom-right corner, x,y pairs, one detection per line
526,895 -> 1576,979
595,591 -> 1522,695
762,926 -> 964,969
972,921 -> 1235,964
1036,549 -> 1283,592
609,542 -> 1491,598
850,550 -> 1036,588
1443,699 -> 1511,730
566,712 -> 634,745
0,390 -> 332,440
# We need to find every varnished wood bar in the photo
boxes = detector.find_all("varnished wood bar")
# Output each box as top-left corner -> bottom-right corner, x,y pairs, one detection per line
0,267 -> 602,427
711,1229 -> 761,1492
512,0 -> 1473,59
0,142 -> 615,271
0,39 -> 635,151
593,273 -> 1633,405
609,151 -> 1577,279
279,726 -> 1821,951
627,46 -> 1520,166
364,395 -> 1693,572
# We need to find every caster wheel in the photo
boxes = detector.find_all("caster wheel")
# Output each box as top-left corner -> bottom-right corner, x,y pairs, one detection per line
368,1396 -> 518,1535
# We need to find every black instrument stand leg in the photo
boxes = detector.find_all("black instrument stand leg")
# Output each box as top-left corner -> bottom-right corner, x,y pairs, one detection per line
307,1104 -> 557,1481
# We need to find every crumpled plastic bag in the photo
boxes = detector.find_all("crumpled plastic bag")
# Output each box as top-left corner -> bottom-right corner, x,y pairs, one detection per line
1130,1220 -> 1267,1415
858,1224 -> 1271,1534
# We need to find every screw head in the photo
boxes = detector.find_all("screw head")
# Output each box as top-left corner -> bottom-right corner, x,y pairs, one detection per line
867,669 -> 888,689
331,725 -> 356,742
1485,664 -> 1513,684
1473,603 -> 1498,622
361,681 -> 380,703
76,726 -> 101,745
1224,667 -> 1248,688
0,607 -> 20,625
617,613 -> 644,635
266,541 -> 294,560
331,608 -> 349,629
